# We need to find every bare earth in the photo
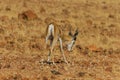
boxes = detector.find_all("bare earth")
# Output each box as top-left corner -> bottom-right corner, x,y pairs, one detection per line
0,0 -> 120,80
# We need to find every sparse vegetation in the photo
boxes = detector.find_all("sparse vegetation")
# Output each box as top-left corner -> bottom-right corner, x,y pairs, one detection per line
0,0 -> 119,80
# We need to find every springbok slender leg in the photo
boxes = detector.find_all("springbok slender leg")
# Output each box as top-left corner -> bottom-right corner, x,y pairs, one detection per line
47,38 -> 58,70
47,39 -> 52,62
47,38 -> 57,64
59,37 -> 68,64
46,36 -> 49,45
45,35 -> 49,49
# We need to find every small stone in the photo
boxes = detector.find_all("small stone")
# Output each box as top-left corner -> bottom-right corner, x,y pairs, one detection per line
43,76 -> 48,80
0,16 -> 9,21
78,72 -> 86,77
105,67 -> 112,72
51,70 -> 61,75
18,10 -> 38,20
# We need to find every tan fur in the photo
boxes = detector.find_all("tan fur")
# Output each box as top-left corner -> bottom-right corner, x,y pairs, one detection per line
45,19 -> 78,64
45,22 -> 69,64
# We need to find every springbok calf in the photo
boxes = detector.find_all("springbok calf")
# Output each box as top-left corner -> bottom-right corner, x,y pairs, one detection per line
45,22 -> 79,64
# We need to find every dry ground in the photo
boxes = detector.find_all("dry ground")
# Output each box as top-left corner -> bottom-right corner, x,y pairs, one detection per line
0,0 -> 120,80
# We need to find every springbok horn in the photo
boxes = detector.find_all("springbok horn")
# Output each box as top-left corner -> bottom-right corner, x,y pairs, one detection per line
74,27 -> 79,36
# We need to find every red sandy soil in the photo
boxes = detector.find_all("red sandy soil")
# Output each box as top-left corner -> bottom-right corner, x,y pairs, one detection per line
0,0 -> 120,80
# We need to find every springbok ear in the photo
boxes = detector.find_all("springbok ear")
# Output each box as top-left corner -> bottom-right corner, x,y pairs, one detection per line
68,26 -> 73,36
69,31 -> 73,36
74,27 -> 79,36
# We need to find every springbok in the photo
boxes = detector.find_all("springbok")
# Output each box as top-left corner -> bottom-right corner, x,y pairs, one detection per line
45,22 -> 79,64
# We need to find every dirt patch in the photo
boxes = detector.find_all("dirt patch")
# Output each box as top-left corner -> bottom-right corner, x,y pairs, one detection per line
0,0 -> 120,80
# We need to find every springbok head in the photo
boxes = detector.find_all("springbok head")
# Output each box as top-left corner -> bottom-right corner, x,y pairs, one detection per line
67,27 -> 79,51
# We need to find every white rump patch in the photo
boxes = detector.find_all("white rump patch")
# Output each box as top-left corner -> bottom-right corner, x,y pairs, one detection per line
48,24 -> 54,36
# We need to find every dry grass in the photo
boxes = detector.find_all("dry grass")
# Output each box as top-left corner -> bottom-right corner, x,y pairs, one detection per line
0,0 -> 120,80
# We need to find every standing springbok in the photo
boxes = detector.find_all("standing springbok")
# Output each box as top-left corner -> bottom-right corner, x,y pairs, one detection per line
45,22 -> 79,64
